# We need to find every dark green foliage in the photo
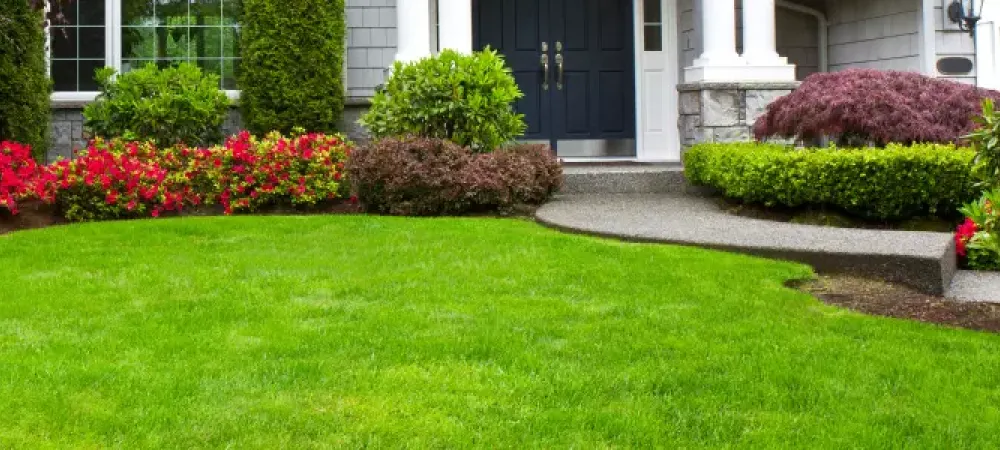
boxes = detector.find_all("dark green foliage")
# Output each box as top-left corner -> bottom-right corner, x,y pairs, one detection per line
360,49 -> 525,152
83,63 -> 230,148
967,98 -> 1000,188
684,142 -> 980,221
239,0 -> 345,135
0,1 -> 51,159
347,137 -> 561,215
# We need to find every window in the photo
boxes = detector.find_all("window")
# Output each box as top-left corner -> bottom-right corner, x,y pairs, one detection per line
643,0 -> 662,52
48,0 -> 241,96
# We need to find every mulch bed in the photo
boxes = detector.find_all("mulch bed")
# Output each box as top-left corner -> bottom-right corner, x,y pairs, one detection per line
792,275 -> 1000,333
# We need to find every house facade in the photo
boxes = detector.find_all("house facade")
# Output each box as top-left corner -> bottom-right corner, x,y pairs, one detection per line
48,0 -> 1000,162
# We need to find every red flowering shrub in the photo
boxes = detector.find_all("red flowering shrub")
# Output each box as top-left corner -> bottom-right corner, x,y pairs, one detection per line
958,190 -> 1000,270
753,69 -> 1000,145
177,131 -> 351,214
348,137 -> 561,215
46,140 -> 200,222
0,141 -> 54,215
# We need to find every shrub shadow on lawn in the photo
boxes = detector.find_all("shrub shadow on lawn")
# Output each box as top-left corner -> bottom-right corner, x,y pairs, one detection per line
790,275 -> 1000,333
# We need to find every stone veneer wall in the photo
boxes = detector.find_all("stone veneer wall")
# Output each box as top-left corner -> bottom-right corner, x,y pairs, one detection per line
48,103 -> 371,163
677,82 -> 799,148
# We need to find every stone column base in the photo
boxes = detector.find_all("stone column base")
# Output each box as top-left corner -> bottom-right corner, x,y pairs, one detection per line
677,81 -> 799,149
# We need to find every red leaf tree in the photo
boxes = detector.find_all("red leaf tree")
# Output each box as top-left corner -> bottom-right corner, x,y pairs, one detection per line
753,69 -> 1000,146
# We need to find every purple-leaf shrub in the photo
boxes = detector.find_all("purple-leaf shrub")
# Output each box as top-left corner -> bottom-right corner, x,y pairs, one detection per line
753,69 -> 1000,145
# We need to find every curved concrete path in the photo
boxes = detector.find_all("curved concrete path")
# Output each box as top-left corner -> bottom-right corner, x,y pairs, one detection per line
536,193 -> 957,295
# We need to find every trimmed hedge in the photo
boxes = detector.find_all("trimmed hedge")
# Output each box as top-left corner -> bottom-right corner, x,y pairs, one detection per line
684,142 -> 979,220
347,137 -> 562,216
0,3 -> 50,159
240,0 -> 345,134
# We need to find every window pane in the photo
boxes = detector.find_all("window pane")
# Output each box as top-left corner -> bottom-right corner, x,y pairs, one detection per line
644,25 -> 662,51
123,27 -> 157,58
79,27 -> 106,58
191,27 -> 222,58
644,0 -> 661,22
79,0 -> 106,25
222,0 -> 240,24
79,60 -> 105,90
156,27 -> 191,58
123,0 -> 157,25
191,0 -> 222,23
197,58 -> 222,79
50,27 -> 76,59
158,0 -> 191,26
51,60 -> 77,91
222,59 -> 239,90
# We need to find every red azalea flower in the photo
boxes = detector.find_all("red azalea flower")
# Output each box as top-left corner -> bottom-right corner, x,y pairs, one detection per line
955,218 -> 978,257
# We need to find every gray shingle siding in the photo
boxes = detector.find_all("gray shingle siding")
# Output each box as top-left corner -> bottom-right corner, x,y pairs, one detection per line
345,0 -> 397,102
825,0 -> 923,73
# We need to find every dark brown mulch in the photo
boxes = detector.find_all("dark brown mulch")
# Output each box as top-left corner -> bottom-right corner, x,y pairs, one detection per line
791,275 -> 1000,333
0,201 -> 66,235
719,198 -> 956,232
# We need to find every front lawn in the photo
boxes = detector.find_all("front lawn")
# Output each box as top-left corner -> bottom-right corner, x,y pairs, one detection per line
1,216 -> 999,447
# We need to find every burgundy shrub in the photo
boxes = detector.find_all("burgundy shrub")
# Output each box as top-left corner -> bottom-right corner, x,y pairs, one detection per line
347,138 -> 562,216
753,69 -> 1000,145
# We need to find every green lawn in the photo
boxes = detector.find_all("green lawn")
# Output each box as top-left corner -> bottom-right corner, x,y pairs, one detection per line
1,216 -> 999,448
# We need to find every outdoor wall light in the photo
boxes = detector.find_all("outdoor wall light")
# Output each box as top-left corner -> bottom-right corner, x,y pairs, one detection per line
948,0 -> 987,36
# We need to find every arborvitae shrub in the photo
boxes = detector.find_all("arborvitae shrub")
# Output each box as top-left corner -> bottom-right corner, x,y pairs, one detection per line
239,0 -> 346,135
0,2 -> 51,159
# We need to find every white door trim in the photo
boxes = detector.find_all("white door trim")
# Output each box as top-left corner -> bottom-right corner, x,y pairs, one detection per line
634,0 -> 681,162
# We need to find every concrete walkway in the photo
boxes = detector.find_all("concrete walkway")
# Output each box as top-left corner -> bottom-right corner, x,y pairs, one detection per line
536,193 -> 957,295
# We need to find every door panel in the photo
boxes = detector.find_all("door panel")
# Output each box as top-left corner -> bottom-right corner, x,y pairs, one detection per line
474,0 -> 551,142
549,0 -> 636,155
474,0 -> 636,156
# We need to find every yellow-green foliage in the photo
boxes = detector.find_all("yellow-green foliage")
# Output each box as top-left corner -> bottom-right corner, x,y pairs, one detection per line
684,142 -> 980,220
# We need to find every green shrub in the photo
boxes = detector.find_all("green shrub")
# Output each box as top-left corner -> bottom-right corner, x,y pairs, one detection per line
0,3 -> 50,159
684,142 -> 979,221
360,49 -> 526,152
83,63 -> 230,148
347,137 -> 561,216
240,0 -> 345,135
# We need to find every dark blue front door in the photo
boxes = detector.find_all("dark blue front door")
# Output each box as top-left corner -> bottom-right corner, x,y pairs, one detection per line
473,0 -> 636,157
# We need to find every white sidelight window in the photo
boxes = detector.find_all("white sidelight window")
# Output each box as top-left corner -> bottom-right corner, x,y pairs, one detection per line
49,0 -> 242,100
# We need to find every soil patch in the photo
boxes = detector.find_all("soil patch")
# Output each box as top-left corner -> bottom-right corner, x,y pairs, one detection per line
720,198 -> 956,232
792,275 -> 1000,333
0,201 -> 66,235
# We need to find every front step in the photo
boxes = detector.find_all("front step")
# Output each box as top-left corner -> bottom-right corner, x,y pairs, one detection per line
560,164 -> 687,194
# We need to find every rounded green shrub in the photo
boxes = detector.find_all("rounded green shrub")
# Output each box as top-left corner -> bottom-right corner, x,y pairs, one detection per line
0,3 -> 51,159
684,142 -> 980,220
239,0 -> 345,135
83,63 -> 230,148
360,49 -> 526,152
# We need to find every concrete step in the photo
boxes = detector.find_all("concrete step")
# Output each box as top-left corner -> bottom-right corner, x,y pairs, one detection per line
561,164 -> 687,195
946,270 -> 1000,303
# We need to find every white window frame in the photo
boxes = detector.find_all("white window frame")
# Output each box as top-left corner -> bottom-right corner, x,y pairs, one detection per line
50,0 -> 240,105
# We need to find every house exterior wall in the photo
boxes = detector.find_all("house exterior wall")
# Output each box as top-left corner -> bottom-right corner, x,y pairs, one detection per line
776,7 -> 820,80
825,0 -> 923,72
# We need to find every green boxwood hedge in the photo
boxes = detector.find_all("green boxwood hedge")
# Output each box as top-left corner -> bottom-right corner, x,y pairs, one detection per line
683,142 -> 980,220
239,0 -> 345,135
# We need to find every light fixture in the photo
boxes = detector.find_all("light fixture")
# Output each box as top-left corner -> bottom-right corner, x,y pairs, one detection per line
948,0 -> 987,36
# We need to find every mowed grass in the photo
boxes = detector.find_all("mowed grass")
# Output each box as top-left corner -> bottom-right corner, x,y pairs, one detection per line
0,216 -> 999,448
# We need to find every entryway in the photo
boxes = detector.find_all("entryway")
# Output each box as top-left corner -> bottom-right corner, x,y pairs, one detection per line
473,0 -> 638,158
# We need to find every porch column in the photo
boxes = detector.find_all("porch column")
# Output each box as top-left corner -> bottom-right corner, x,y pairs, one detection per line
438,0 -> 473,53
395,0 -> 433,62
683,0 -> 743,82
740,0 -> 795,81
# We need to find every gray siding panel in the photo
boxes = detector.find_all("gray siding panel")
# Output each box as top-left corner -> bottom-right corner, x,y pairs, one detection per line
825,0 -> 922,73
934,3 -> 977,83
345,0 -> 397,102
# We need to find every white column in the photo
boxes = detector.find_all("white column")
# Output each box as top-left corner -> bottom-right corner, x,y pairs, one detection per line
395,0 -> 433,62
438,0 -> 473,53
739,0 -> 796,81
684,0 -> 744,82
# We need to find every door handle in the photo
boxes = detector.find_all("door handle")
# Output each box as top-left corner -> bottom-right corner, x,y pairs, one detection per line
555,52 -> 564,90
540,42 -> 550,91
